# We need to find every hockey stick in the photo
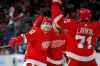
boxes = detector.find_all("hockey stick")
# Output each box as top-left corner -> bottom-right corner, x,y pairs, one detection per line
0,45 -> 9,48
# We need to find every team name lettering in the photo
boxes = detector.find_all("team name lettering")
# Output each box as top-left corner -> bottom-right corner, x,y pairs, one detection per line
77,28 -> 93,35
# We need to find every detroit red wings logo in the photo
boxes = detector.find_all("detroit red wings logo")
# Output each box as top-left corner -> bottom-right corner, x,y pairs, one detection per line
42,41 -> 50,48
51,40 -> 65,48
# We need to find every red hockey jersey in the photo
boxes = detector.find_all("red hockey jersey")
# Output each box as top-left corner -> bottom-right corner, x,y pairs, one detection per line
51,0 -> 100,61
24,27 -> 52,63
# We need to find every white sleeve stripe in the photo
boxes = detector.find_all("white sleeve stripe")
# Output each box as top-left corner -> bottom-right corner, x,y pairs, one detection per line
53,14 -> 63,28
47,57 -> 64,65
23,59 -> 46,66
65,51 -> 95,61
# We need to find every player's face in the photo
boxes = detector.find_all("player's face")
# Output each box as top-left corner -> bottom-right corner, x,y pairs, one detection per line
41,22 -> 52,32
80,8 -> 92,21
80,15 -> 91,22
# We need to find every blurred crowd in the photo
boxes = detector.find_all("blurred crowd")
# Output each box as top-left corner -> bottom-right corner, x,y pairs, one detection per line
0,0 -> 100,54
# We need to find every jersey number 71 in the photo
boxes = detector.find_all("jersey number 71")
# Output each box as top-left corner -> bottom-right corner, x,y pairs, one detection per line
75,35 -> 92,49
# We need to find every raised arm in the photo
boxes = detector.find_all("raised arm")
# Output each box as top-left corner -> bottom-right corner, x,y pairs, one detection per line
8,34 -> 24,48
51,0 -> 65,30
51,0 -> 63,18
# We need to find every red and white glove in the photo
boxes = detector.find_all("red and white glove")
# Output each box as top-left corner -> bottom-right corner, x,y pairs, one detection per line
8,34 -> 23,48
33,16 -> 43,27
52,0 -> 63,4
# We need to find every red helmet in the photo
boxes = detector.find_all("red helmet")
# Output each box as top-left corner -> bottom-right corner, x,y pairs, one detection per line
33,16 -> 52,28
80,8 -> 91,19
41,17 -> 52,32
42,16 -> 52,24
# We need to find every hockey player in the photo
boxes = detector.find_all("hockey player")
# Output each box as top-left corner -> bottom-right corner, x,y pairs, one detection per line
8,16 -> 52,66
51,0 -> 100,66
47,0 -> 67,66
65,8 -> 100,66
47,22 -> 67,66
